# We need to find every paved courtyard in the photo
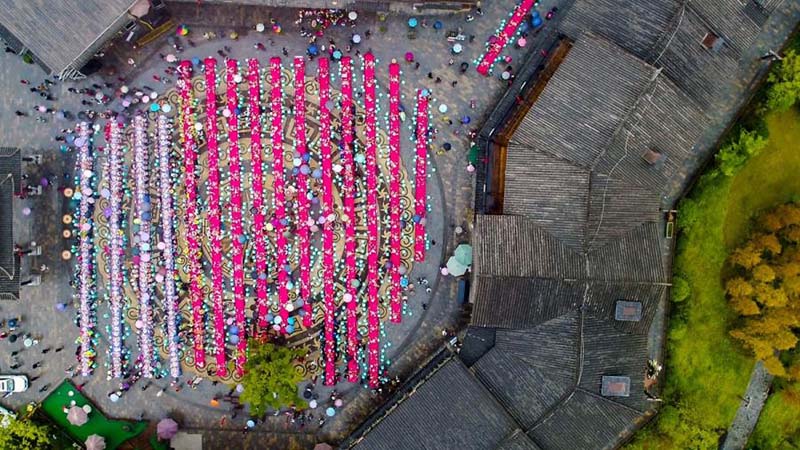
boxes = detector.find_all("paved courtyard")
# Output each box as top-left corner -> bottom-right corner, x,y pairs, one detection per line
0,0 -> 569,447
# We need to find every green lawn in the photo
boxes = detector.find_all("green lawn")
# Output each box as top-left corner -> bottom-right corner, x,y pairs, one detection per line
749,381 -> 800,449
724,108 -> 800,249
40,380 -> 147,450
732,108 -> 800,449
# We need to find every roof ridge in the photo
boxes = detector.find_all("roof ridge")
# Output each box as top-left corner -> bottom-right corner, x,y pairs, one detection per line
575,387 -> 647,414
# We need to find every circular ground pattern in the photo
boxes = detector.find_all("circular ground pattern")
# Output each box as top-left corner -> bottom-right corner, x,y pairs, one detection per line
94,66 -> 417,382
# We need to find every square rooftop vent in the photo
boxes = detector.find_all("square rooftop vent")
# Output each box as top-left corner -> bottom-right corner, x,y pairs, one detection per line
701,32 -> 725,53
615,301 -> 643,322
601,376 -> 631,397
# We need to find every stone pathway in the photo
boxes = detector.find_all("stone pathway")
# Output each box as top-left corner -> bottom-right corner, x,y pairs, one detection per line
721,361 -> 774,450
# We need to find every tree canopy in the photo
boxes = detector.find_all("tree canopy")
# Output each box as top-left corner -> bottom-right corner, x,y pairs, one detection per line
766,49 -> 800,112
0,416 -> 52,450
240,340 -> 306,416
725,203 -> 800,378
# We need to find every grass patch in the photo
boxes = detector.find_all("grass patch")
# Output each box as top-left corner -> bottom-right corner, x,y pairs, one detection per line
40,380 -> 147,450
724,108 -> 800,249
749,379 -> 800,449
628,108 -> 800,449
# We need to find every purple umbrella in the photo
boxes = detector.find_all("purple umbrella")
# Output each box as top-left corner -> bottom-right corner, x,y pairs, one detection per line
157,418 -> 179,440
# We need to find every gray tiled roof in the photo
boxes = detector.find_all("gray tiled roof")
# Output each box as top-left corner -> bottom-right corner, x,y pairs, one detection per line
592,77 -> 710,190
470,276 -> 583,329
586,222 -> 665,283
504,144 -> 589,249
655,7 -> 741,108
473,215 -> 585,280
528,389 -> 644,450
586,283 -> 665,335
579,315 -> 650,411
472,312 -> 580,428
0,148 -> 20,300
496,429 -> 543,450
558,0 -> 762,109
559,0 -> 681,61
353,359 -> 519,450
509,35 -> 654,169
689,0 -> 762,53
0,0 -> 135,74
586,173 -> 662,249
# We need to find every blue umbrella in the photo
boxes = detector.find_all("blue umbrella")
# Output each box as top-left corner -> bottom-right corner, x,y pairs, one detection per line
308,44 -> 319,56
333,50 -> 342,60
408,17 -> 418,28
191,57 -> 201,66
433,20 -> 443,30
326,407 -> 336,417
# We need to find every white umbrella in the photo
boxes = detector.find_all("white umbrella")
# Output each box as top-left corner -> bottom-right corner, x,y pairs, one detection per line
67,405 -> 88,426
348,11 -> 358,20
452,43 -> 463,54
85,434 -> 106,450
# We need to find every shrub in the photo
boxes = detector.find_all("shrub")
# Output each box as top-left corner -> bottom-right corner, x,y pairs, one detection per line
766,49 -> 800,112
714,128 -> 769,177
671,276 -> 690,303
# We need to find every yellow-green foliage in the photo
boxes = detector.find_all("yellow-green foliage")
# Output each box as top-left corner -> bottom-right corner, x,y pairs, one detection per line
240,340 -> 306,416
725,202 -> 800,378
766,49 -> 800,112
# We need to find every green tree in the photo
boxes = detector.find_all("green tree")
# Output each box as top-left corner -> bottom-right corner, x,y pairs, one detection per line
715,129 -> 768,177
240,340 -> 305,416
766,49 -> 800,112
0,416 -> 52,450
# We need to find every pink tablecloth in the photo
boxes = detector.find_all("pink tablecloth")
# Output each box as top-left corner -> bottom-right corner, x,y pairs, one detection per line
178,61 -> 206,369
319,58 -> 337,386
364,53 -> 381,388
225,59 -> 247,377
204,57 -> 227,377
476,0 -> 535,76
340,56 -> 360,382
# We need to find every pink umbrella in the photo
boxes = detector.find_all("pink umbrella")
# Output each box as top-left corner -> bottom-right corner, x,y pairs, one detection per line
85,434 -> 106,450
129,0 -> 150,18
405,52 -> 414,62
518,37 -> 527,47
157,418 -> 179,440
67,405 -> 88,426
